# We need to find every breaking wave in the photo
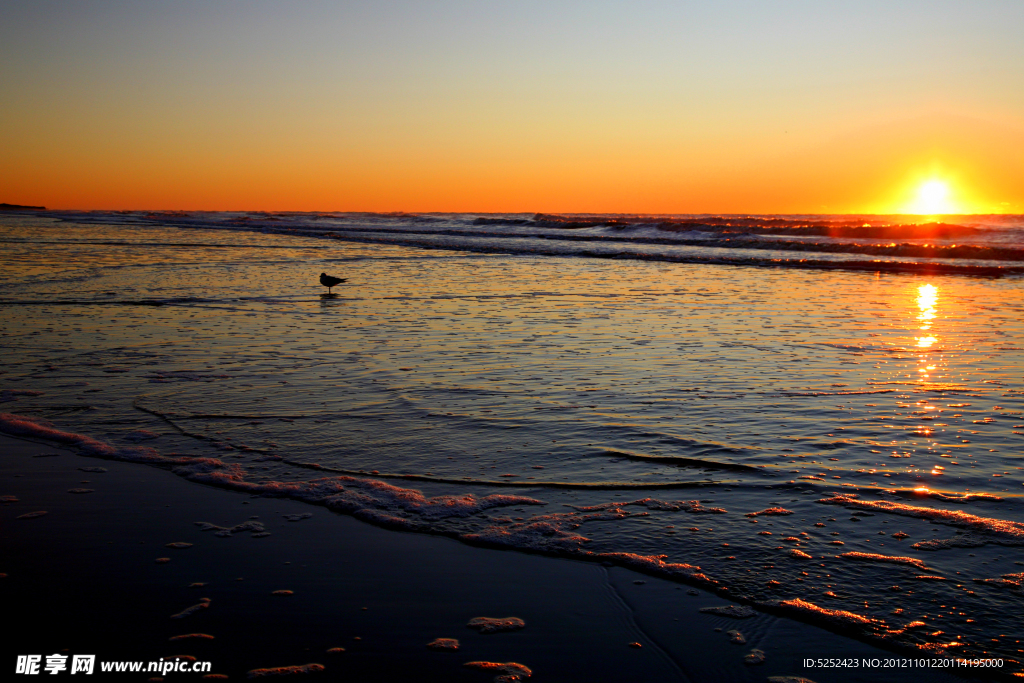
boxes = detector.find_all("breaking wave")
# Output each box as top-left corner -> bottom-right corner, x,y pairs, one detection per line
34,209 -> 1024,278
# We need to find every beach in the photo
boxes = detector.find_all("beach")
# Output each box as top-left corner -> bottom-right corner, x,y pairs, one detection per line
2,210 -> 1023,681
1,431 -> 976,682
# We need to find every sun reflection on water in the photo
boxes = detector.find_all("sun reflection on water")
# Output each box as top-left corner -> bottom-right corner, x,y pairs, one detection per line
916,284 -> 937,328
913,283 -> 939,357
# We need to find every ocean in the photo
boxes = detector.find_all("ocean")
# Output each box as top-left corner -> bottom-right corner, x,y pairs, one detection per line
1,210 -> 1023,672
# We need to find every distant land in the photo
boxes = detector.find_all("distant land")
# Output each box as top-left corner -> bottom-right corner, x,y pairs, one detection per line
0,203 -> 46,210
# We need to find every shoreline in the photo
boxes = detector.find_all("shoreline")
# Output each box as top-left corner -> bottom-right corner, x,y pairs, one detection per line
1,432 -> 983,682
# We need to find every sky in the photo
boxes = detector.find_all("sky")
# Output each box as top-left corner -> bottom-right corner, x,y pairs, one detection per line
2,0 -> 1024,214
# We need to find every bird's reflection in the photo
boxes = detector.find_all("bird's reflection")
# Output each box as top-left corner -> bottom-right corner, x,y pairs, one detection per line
319,294 -> 346,308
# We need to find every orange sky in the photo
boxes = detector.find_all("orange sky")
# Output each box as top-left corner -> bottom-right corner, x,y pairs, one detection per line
3,2 -> 1023,214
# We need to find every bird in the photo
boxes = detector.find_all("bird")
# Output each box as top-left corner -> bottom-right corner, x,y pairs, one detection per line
319,272 -> 347,293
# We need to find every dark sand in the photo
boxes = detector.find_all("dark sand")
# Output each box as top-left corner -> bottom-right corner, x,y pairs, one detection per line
1,434 -> 975,682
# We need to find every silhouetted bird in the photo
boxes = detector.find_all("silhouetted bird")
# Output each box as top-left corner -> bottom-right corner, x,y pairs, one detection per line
320,272 -> 347,293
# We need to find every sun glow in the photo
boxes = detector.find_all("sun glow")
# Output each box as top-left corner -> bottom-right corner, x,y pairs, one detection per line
905,179 -> 958,215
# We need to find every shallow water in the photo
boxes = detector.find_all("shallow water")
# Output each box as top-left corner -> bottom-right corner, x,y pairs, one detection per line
2,213 -> 1023,671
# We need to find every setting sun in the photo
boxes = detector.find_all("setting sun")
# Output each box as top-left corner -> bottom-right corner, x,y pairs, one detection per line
905,179 -> 958,215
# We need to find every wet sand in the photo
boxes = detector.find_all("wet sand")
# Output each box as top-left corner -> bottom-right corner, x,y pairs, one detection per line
1,433 -> 977,682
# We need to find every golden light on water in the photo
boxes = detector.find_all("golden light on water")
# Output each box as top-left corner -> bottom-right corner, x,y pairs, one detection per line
912,284 -> 940,382
915,285 -> 938,350
917,282 -> 937,329
917,284 -> 937,313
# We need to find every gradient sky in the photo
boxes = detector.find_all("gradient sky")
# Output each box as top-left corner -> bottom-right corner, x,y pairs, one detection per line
3,0 -> 1024,213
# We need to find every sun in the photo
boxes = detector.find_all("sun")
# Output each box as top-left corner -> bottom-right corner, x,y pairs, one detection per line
905,179 -> 957,215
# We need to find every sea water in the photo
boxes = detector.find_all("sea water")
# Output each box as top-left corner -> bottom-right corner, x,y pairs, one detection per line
1,211 -> 1023,670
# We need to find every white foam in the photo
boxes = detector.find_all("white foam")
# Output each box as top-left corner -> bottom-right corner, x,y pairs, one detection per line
463,661 -> 531,683
0,412 -> 544,536
819,494 -> 1024,548
771,598 -> 875,628
467,617 -> 525,634
572,498 -> 727,514
426,638 -> 459,650
746,507 -> 793,517
246,663 -> 324,678
170,599 -> 210,619
836,552 -> 930,570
